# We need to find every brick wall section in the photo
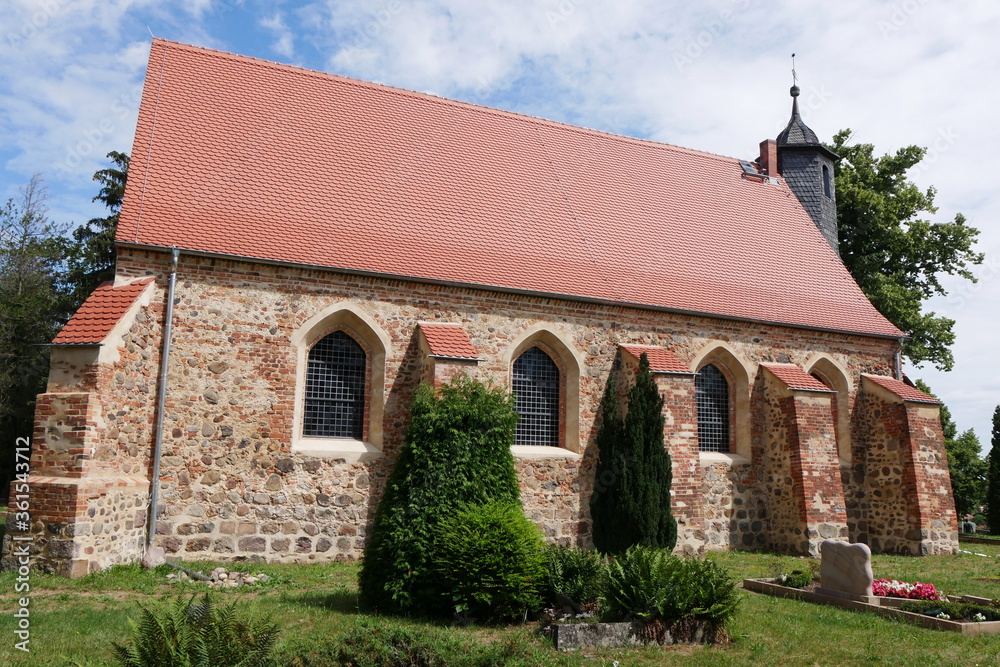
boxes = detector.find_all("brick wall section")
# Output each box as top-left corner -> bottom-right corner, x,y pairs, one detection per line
756,368 -> 847,555
853,379 -> 958,555
9,246 -> 955,574
3,289 -> 162,575
900,402 -> 958,554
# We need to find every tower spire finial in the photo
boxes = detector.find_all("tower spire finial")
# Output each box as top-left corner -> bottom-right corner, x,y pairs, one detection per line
790,53 -> 800,97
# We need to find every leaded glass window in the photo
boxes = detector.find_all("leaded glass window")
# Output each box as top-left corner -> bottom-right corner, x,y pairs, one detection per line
304,330 -> 366,438
696,363 -> 730,452
513,347 -> 560,446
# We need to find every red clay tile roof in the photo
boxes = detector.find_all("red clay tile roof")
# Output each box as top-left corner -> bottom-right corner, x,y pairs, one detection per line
761,363 -> 832,391
118,40 -> 903,339
619,345 -> 691,374
418,323 -> 480,359
52,278 -> 154,345
863,374 -> 939,404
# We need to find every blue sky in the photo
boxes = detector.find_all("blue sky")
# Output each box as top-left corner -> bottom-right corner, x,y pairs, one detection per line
2,0 -> 999,445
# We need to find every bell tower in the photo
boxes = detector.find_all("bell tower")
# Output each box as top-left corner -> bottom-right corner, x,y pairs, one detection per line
768,63 -> 840,255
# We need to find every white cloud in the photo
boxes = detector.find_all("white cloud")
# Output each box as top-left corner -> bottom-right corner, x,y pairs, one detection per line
260,11 -> 295,58
1,0 -> 997,440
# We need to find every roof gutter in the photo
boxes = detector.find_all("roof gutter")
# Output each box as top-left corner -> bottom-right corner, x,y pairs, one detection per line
146,247 -> 179,550
115,241 -> 906,342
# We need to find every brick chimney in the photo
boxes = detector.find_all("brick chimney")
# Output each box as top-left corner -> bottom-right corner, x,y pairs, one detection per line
759,139 -> 779,176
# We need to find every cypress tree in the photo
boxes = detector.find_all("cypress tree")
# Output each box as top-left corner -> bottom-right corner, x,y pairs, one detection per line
358,377 -> 520,616
590,354 -> 677,554
987,406 -> 1000,534
590,375 -> 624,552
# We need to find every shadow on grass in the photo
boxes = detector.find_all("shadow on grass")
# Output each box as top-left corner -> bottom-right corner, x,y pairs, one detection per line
289,587 -> 361,614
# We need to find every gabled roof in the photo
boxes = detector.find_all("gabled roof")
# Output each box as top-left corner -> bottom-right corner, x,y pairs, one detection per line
53,278 -> 154,344
418,323 -> 480,359
863,374 -> 940,404
118,40 -> 902,339
760,363 -> 832,392
619,345 -> 691,374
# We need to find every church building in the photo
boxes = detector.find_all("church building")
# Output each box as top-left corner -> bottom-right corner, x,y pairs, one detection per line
7,40 -> 958,576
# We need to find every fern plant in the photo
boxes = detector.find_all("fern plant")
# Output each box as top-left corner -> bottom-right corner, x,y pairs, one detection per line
601,546 -> 741,627
111,593 -> 279,667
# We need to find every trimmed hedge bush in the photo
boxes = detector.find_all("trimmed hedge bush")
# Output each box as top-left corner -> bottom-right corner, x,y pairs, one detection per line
542,545 -> 607,608
601,546 -> 742,627
433,502 -> 547,623
358,377 -> 520,617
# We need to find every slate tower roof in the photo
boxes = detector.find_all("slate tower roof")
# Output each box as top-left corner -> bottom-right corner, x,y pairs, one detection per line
776,84 -> 841,254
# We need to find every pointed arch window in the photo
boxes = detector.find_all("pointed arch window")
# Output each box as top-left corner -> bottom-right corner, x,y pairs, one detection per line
696,363 -> 730,452
512,346 -> 560,447
304,330 -> 366,438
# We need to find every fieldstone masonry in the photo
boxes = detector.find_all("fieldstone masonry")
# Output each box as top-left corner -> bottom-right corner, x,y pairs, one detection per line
5,250 -> 959,575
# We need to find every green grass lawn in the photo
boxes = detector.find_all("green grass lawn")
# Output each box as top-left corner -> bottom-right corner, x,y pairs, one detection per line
1,546 -> 1000,666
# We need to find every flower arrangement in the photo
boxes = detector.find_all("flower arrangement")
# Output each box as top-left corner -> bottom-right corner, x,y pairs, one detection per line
872,578 -> 941,600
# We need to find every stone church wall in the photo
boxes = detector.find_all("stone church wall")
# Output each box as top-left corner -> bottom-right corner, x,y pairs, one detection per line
8,247 -> 960,574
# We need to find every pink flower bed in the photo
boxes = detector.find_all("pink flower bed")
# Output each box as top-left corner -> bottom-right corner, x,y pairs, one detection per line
872,578 -> 941,600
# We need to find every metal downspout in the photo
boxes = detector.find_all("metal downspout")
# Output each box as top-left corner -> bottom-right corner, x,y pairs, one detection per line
147,247 -> 179,550
894,337 -> 904,381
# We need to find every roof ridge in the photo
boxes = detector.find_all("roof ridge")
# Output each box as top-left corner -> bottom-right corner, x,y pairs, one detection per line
149,39 -> 752,165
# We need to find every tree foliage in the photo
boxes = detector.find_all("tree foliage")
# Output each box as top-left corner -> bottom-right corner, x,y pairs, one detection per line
916,380 -> 986,517
432,502 -> 547,623
0,153 -> 129,495
358,377 -> 521,617
64,150 -> 128,305
987,406 -> 1000,534
829,130 -> 983,371
0,175 -> 71,493
590,354 -> 677,554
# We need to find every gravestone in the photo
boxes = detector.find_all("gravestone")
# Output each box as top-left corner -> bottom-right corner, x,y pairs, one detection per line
816,540 -> 875,602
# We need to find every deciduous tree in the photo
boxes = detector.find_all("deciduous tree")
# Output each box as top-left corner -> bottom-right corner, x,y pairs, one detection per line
916,380 -> 986,518
829,131 -> 982,371
0,175 -> 70,494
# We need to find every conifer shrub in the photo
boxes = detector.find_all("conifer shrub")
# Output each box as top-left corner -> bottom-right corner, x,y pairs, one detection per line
590,354 -> 677,554
601,546 -> 741,628
358,377 -> 520,616
542,544 -> 607,608
988,406 -> 1000,534
432,502 -> 547,623
111,593 -> 279,667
